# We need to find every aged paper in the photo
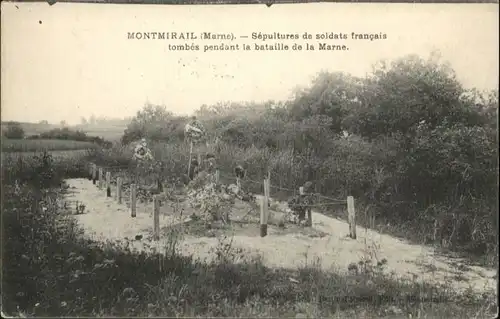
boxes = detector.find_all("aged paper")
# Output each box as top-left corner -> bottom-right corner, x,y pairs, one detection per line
1,2 -> 498,318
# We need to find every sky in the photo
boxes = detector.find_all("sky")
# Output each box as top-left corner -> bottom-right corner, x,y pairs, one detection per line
1,2 -> 498,125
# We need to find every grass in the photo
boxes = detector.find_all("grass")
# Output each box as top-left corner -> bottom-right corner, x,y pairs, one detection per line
1,139 -> 98,152
1,153 -> 497,318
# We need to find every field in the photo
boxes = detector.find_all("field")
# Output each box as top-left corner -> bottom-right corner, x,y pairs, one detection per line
73,124 -> 128,141
1,121 -> 62,136
1,121 -> 128,142
0,150 -> 91,163
1,139 -> 98,153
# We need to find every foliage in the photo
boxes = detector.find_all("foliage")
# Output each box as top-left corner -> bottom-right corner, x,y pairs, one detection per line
26,127 -> 112,147
2,121 -> 25,139
121,103 -> 188,145
2,152 -> 88,186
186,172 -> 235,224
288,71 -> 362,134
1,139 -> 98,153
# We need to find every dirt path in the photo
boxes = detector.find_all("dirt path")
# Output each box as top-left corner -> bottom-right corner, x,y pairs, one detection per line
64,178 -> 497,295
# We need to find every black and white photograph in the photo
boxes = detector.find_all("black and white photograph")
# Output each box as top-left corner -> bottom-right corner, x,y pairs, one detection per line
1,1 -> 498,317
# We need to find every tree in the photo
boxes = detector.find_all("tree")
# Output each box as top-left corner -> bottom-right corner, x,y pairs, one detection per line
3,122 -> 25,139
342,53 -> 485,140
287,71 -> 363,134
121,102 -> 177,145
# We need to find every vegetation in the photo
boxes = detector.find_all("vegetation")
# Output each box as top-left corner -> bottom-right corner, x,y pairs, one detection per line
1,121 -> 59,136
102,53 -> 498,266
1,139 -> 98,153
1,127 -> 112,153
2,122 -> 25,139
75,128 -> 127,142
1,120 -> 127,143
121,104 -> 188,145
2,52 -> 497,317
75,115 -> 130,141
27,127 -> 112,148
1,153 -> 496,317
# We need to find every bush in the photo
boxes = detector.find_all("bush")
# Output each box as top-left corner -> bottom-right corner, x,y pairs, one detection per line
121,103 -> 188,145
28,128 -> 112,148
3,122 -> 25,139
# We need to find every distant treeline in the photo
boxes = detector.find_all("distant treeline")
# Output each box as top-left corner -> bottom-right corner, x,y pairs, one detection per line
27,128 -> 112,148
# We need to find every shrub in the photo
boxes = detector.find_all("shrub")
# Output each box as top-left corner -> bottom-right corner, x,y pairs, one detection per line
28,128 -> 112,148
3,122 -> 25,139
